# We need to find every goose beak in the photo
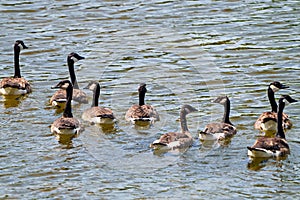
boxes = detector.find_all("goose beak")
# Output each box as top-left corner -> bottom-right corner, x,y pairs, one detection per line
280,84 -> 289,89
78,56 -> 85,60
51,84 -> 60,89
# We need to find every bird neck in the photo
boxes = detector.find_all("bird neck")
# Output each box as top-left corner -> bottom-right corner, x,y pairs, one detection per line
139,91 -> 145,106
63,85 -> 73,118
92,84 -> 100,107
222,98 -> 232,125
180,110 -> 191,136
276,100 -> 285,139
68,59 -> 79,89
14,45 -> 21,78
268,87 -> 277,112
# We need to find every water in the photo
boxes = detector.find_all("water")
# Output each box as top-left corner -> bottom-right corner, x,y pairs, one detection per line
0,0 -> 300,199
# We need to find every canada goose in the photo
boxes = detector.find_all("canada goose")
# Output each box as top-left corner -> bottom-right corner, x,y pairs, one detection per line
0,40 -> 31,95
125,83 -> 159,124
199,96 -> 237,141
150,105 -> 197,150
50,80 -> 82,140
82,81 -> 116,125
254,81 -> 291,132
50,52 -> 88,107
247,95 -> 297,158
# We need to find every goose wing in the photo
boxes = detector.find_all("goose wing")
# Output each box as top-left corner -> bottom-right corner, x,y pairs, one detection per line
84,107 -> 115,119
50,89 -> 67,103
255,111 -> 292,130
53,117 -> 80,129
0,77 -> 31,92
202,122 -> 236,136
247,137 -> 290,157
151,132 -> 193,150
125,104 -> 159,121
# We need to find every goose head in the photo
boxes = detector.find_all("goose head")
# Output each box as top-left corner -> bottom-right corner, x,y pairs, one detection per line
14,40 -> 28,51
213,96 -> 229,105
51,80 -> 72,90
138,83 -> 147,94
280,95 -> 298,105
182,104 -> 198,115
84,81 -> 99,91
269,81 -> 289,93
68,52 -> 85,63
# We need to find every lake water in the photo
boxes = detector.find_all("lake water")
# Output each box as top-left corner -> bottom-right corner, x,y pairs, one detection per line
0,0 -> 300,199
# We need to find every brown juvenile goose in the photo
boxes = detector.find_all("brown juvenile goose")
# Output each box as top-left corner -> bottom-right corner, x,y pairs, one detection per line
0,40 -> 31,95
125,83 -> 159,124
82,81 -> 116,125
51,80 -> 82,139
150,105 -> 197,151
254,81 -> 291,132
248,95 -> 297,158
50,52 -> 88,107
199,96 -> 237,141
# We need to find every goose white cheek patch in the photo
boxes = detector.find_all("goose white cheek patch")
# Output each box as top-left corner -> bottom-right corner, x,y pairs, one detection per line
270,85 -> 279,92
71,56 -> 79,62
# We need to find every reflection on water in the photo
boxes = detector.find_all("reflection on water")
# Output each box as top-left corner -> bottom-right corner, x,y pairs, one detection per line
95,123 -> 118,134
1,95 -> 28,108
247,156 -> 288,171
200,137 -> 233,149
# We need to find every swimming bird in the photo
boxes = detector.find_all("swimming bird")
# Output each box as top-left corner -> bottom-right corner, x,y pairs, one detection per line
50,52 -> 88,107
150,104 -> 197,150
0,40 -> 32,95
50,80 -> 82,140
247,95 -> 297,158
254,81 -> 291,132
82,81 -> 116,125
199,96 -> 237,141
125,83 -> 159,124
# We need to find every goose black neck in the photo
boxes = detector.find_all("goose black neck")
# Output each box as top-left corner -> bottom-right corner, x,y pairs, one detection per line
180,109 -> 189,133
222,98 -> 232,125
276,100 -> 285,139
92,84 -> 100,107
67,59 -> 79,89
139,90 -> 146,106
14,45 -> 21,78
268,87 -> 277,112
63,84 -> 73,118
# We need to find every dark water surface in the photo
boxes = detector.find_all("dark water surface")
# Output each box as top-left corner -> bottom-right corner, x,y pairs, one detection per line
0,0 -> 300,199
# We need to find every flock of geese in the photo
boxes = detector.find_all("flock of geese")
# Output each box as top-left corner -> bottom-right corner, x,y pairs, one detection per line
0,40 -> 298,160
